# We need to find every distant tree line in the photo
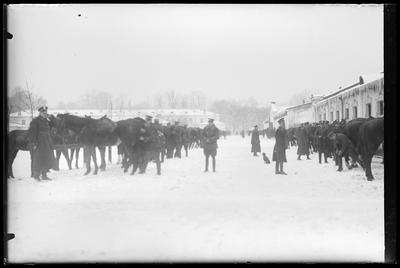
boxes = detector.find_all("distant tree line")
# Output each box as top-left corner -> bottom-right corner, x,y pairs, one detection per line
8,85 -> 312,133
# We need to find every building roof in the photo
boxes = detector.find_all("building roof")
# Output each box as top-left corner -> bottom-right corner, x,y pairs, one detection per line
315,72 -> 383,105
286,101 -> 313,111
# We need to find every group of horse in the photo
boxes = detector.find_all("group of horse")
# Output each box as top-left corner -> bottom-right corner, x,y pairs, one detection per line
287,117 -> 384,181
7,113 -> 205,178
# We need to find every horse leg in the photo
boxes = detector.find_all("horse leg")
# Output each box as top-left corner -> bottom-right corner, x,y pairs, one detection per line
62,148 -> 72,170
156,151 -> 161,175
138,152 -> 147,174
131,154 -> 139,175
8,148 -> 18,178
108,146 -> 112,164
75,147 -> 81,169
83,146 -> 91,175
364,155 -> 374,181
29,150 -> 35,178
92,146 -> 99,175
99,146 -> 106,171
54,150 -> 61,171
69,148 -> 75,169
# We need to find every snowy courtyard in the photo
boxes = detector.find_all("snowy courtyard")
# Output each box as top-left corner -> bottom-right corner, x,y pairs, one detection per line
7,135 -> 384,263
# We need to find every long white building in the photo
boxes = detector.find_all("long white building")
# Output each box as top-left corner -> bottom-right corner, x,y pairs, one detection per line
268,72 -> 384,128
314,72 -> 384,122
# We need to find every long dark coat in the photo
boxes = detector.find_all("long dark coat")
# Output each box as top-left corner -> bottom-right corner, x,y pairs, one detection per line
296,127 -> 309,156
28,116 -> 56,173
251,129 -> 261,153
272,127 -> 288,162
202,124 -> 220,156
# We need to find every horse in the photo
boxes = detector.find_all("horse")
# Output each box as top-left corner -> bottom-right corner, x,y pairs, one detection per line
356,117 -> 384,181
57,113 -> 119,175
7,115 -> 66,178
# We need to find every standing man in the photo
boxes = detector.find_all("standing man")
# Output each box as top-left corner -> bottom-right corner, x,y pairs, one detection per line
251,125 -> 261,156
296,123 -> 311,160
272,118 -> 288,175
28,106 -> 56,181
202,118 -> 220,172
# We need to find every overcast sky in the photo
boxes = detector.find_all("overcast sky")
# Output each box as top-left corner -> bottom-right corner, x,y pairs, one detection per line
7,4 -> 383,107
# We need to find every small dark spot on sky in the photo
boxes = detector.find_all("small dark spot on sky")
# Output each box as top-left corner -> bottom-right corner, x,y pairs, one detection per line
78,14 -> 81,17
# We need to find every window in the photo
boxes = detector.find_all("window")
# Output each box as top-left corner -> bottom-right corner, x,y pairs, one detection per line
319,114 -> 322,121
21,120 -> 26,125
345,108 -> 349,119
330,112 -> 333,122
336,111 -> 340,120
378,101 -> 384,115
353,106 -> 358,119
323,113 -> 326,121
366,103 -> 372,117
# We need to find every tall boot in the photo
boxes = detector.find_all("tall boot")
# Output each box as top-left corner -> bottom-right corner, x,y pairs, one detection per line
212,157 -> 216,172
41,169 -> 52,180
33,170 -> 41,181
275,162 -> 280,174
204,157 -> 209,172
279,162 -> 287,175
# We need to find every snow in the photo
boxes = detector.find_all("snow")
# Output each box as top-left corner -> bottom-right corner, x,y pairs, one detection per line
7,136 -> 384,263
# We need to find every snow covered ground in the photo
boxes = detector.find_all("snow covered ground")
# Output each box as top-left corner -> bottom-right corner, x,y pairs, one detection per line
7,135 -> 384,263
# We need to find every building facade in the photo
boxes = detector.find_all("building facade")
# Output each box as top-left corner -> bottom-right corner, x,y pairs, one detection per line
266,72 -> 383,129
314,73 -> 384,122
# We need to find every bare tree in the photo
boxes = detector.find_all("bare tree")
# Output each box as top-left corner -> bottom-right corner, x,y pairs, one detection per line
8,82 -> 47,119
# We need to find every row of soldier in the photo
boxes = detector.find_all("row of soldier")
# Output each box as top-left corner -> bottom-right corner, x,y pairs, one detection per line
286,118 -> 384,181
8,106 -> 223,181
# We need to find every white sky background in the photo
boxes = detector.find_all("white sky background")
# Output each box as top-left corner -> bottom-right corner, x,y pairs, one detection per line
7,4 -> 383,107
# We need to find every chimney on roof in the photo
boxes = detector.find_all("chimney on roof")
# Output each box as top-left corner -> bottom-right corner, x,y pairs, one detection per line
359,76 -> 364,84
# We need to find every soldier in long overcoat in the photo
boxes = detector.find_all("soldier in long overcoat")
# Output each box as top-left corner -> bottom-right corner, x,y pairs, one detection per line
202,118 -> 220,172
251,125 -> 261,156
272,118 -> 289,175
28,106 -> 56,181
296,124 -> 311,160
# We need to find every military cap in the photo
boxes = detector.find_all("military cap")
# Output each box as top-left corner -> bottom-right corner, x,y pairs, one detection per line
208,118 -> 214,123
278,118 -> 285,124
254,125 -> 258,128
145,115 -> 153,120
38,106 -> 48,112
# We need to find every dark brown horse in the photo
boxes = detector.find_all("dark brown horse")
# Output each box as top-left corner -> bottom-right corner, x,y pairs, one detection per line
57,113 -> 119,175
356,117 -> 384,181
7,115 -> 65,178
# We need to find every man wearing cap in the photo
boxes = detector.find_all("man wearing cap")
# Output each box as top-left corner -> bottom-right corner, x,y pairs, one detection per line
272,118 -> 289,175
28,106 -> 56,181
251,125 -> 261,156
202,118 -> 220,172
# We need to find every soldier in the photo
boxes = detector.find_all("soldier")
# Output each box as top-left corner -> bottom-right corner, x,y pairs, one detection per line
328,132 -> 363,171
251,125 -> 261,156
202,118 -> 220,172
172,121 -> 183,158
28,106 -> 56,181
272,118 -> 288,175
240,130 -> 245,138
296,123 -> 311,160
